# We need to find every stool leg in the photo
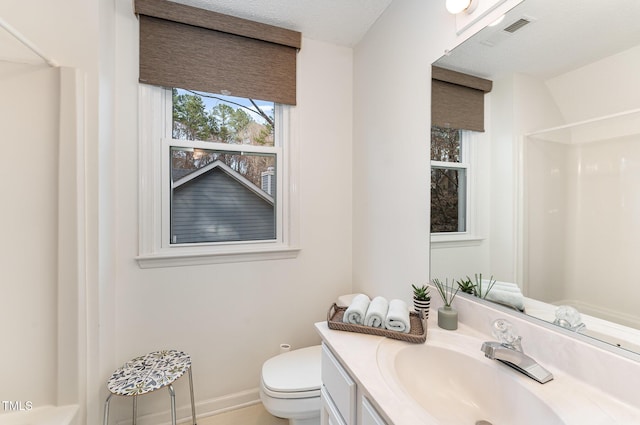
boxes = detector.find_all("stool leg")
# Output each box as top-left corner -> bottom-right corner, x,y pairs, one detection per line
188,367 -> 197,425
132,396 -> 137,425
103,394 -> 113,425
168,385 -> 177,425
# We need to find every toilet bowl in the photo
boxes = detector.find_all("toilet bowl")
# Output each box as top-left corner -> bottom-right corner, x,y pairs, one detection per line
260,345 -> 321,425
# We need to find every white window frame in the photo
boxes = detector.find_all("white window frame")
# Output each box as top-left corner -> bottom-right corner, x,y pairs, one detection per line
431,130 -> 483,247
136,85 -> 300,268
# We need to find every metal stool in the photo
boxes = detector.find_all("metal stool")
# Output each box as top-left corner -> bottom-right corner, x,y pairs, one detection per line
103,349 -> 197,425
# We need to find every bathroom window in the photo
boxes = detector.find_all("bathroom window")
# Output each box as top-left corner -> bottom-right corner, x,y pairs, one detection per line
137,86 -> 299,267
170,89 -> 278,244
430,126 -> 470,234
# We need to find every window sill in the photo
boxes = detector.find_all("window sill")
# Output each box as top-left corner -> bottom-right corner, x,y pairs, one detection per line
136,246 -> 300,268
430,234 -> 484,249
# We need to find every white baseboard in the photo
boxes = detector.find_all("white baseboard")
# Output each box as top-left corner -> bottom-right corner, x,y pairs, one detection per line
116,388 -> 261,425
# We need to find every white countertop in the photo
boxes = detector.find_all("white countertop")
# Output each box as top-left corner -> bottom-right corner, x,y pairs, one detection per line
315,314 -> 640,425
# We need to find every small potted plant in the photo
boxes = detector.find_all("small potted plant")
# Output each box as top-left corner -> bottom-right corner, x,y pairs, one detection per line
432,278 -> 460,330
456,273 -> 496,299
456,276 -> 475,295
411,284 -> 431,319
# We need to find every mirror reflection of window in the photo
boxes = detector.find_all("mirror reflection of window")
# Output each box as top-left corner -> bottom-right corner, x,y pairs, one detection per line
430,126 -> 468,233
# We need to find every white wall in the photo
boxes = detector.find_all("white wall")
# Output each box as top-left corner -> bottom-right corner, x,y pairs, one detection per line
352,0 -> 451,302
352,0 -> 522,301
397,0 -> 529,288
546,44 -> 640,123
0,63 -> 60,410
0,0 -> 530,422
111,2 -> 354,420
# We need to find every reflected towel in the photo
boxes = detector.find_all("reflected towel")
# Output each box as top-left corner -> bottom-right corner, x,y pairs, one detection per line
343,294 -> 370,325
486,289 -> 525,312
385,299 -> 411,333
482,280 -> 522,294
364,296 -> 389,328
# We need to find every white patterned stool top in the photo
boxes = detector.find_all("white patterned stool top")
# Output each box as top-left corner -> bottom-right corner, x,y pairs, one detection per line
107,350 -> 191,396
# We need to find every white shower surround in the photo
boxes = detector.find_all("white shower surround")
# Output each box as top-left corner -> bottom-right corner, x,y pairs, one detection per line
524,110 -> 640,328
0,51 -> 86,425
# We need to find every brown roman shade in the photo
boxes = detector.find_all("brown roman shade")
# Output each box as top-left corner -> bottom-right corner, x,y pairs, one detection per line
135,0 -> 302,105
431,66 -> 492,132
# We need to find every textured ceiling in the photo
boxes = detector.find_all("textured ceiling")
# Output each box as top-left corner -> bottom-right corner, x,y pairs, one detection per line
0,0 -> 393,65
6,1 -> 638,76
169,0 -> 394,47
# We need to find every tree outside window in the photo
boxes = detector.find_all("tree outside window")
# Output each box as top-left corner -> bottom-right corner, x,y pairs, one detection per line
431,126 -> 468,233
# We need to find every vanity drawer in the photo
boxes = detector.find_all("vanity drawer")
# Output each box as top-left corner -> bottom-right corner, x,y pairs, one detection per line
361,396 -> 388,425
321,343 -> 356,425
321,386 -> 347,425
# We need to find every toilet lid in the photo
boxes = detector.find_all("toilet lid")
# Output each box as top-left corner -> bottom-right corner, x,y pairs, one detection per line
262,345 -> 321,394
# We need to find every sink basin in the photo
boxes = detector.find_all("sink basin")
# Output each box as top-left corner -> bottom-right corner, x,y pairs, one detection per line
377,330 -> 564,425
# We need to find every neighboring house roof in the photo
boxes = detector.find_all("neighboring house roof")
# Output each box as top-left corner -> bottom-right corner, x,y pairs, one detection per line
173,160 -> 273,204
171,160 -> 275,244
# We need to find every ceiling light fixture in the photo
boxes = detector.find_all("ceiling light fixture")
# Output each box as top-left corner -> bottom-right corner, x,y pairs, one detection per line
446,0 -> 479,15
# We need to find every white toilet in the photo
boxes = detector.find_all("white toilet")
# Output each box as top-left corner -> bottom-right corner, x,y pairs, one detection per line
260,345 -> 322,425
260,295 -> 359,424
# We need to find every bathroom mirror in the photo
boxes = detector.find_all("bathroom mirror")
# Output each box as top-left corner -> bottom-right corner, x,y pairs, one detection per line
431,0 -> 640,353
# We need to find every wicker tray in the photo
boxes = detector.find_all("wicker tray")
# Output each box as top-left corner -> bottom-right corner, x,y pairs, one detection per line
326,303 -> 426,343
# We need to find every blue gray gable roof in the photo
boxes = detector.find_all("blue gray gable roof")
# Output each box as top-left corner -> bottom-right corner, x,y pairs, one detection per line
171,161 -> 275,244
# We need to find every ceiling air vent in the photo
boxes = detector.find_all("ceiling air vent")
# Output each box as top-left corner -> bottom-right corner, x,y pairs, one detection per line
503,18 -> 532,33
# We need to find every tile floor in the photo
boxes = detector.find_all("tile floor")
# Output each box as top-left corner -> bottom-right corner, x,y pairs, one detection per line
196,403 -> 286,425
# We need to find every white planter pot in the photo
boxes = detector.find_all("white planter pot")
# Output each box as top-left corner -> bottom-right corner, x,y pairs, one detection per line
413,299 -> 431,319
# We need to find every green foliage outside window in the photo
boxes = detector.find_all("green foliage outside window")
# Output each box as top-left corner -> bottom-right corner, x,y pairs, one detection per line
171,89 -> 275,188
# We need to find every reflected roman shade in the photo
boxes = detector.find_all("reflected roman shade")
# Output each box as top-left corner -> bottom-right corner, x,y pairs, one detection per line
134,0 -> 301,105
431,66 -> 492,132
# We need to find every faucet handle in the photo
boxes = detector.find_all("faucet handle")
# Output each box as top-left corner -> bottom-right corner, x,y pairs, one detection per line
553,305 -> 585,331
492,319 -> 522,350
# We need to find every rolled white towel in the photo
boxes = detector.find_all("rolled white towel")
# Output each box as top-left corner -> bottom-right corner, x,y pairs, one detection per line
343,294 -> 370,325
485,289 -> 525,312
364,296 -> 389,328
384,299 -> 411,333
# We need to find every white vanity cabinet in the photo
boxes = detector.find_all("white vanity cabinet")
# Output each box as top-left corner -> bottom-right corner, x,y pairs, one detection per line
360,396 -> 387,425
321,343 -> 388,425
321,343 -> 355,425
321,386 -> 347,425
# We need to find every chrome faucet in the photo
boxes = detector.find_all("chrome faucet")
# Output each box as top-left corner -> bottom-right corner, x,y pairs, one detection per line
481,319 -> 554,384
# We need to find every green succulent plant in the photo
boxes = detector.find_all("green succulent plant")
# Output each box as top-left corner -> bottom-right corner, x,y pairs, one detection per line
456,277 -> 475,295
456,274 -> 497,299
411,284 -> 431,301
